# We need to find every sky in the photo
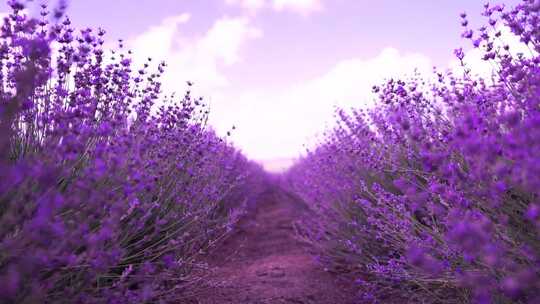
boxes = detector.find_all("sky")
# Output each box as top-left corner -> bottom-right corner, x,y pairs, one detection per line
0,0 -> 523,170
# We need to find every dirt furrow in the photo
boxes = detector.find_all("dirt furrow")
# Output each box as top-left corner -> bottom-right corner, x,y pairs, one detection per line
195,184 -> 358,304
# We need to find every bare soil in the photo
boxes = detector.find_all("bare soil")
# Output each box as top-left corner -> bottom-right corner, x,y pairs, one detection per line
194,184 -> 359,304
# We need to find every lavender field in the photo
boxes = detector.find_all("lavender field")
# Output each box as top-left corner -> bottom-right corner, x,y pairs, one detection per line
0,0 -> 539,303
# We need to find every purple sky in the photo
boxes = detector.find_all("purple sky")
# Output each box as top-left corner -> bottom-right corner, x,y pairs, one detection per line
1,0 -> 522,169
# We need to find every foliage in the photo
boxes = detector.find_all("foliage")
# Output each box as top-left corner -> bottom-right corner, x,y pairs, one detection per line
0,1 -> 260,302
287,1 -> 540,303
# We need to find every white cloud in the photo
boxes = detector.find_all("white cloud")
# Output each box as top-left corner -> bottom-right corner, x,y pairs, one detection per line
225,0 -> 266,13
209,48 -> 433,161
225,0 -> 323,15
126,14 -> 262,95
198,17 -> 262,65
272,0 -> 323,15
128,14 -> 191,60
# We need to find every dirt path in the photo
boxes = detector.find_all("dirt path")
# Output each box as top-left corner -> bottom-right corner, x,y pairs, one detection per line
195,184 -> 359,304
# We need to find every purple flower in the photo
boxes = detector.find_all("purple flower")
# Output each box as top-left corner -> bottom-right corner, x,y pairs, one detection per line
462,29 -> 473,39
454,47 -> 465,60
526,204 -> 539,221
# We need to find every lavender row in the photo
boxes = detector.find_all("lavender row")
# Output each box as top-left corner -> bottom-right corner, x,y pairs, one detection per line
287,1 -> 540,303
0,1 -> 262,303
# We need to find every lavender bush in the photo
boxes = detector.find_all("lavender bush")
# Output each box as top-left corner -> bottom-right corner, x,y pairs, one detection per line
0,1 -> 260,302
287,1 -> 540,303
